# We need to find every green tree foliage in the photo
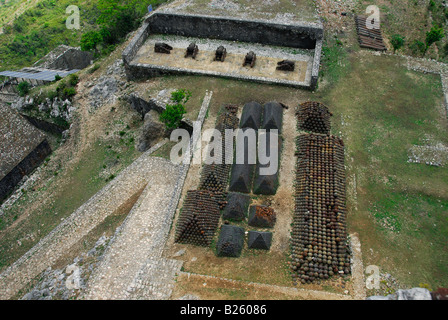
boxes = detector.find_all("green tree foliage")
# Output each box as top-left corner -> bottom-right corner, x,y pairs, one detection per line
68,74 -> 79,86
80,0 -> 164,49
159,89 -> 192,130
426,26 -> 445,48
17,81 -> 31,97
8,30 -> 50,56
391,34 -> 405,53
80,31 -> 103,52
409,40 -> 426,56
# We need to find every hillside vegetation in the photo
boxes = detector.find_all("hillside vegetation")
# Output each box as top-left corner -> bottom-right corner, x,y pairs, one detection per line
0,0 -> 165,72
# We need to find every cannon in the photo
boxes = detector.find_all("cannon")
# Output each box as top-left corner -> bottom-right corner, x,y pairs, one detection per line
276,60 -> 295,71
154,42 -> 173,54
185,42 -> 199,59
243,51 -> 256,68
214,46 -> 227,62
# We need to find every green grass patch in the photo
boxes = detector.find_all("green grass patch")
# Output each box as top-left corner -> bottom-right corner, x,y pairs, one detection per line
318,52 -> 448,288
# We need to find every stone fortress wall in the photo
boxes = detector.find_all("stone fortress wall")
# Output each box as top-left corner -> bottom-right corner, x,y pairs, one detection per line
123,12 -> 323,90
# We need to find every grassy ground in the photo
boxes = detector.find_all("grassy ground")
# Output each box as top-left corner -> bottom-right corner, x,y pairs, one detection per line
356,0 -> 448,60
0,0 -> 100,71
0,0 -> 39,30
316,50 -> 448,291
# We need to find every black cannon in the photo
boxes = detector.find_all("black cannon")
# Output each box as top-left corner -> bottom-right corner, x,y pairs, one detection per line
276,60 -> 295,71
243,51 -> 256,68
154,42 -> 173,54
185,42 -> 199,59
214,46 -> 227,62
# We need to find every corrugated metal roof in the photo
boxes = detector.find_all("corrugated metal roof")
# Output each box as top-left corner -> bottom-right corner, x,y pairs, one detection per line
0,69 -> 79,82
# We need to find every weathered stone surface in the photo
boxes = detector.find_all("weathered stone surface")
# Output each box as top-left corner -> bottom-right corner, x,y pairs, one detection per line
367,288 -> 433,300
34,45 -> 93,70
137,110 -> 167,152
89,76 -> 124,110
0,106 -> 51,202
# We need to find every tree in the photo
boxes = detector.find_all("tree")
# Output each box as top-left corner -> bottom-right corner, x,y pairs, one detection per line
426,26 -> 445,49
80,31 -> 103,52
17,81 -> 31,97
391,34 -> 405,53
159,89 -> 192,130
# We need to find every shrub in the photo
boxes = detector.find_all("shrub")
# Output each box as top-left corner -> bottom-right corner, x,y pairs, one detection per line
88,64 -> 101,74
159,103 -> 187,130
54,74 -> 62,81
17,81 -> 31,97
170,88 -> 192,104
391,34 -> 405,53
159,89 -> 191,130
68,74 -> 79,86
56,80 -> 67,93
13,17 -> 27,33
409,40 -> 426,56
62,87 -> 77,99
428,0 -> 436,12
47,90 -> 58,100
426,26 -> 445,48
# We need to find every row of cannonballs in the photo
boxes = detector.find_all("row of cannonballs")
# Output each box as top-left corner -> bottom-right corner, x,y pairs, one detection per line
198,105 -> 240,208
175,106 -> 240,246
154,42 -> 296,70
291,102 -> 351,285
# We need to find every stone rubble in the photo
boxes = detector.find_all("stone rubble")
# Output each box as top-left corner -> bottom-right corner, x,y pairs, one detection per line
89,76 -> 125,111
21,236 -> 110,300
367,287 -> 433,300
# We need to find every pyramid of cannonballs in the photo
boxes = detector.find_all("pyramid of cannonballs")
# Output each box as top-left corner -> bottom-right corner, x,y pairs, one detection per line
297,101 -> 332,135
247,231 -> 272,250
262,101 -> 283,133
240,101 -> 262,130
199,105 -> 240,208
222,192 -> 251,221
175,190 -> 221,246
248,205 -> 277,228
291,133 -> 350,285
252,131 -> 282,195
216,224 -> 245,257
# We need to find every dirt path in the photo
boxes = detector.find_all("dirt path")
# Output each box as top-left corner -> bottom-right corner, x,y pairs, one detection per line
173,271 -> 352,300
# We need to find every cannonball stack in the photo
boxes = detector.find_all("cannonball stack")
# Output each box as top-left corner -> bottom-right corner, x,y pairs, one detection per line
199,106 -> 240,208
224,104 -> 239,116
199,165 -> 229,209
297,101 -> 332,135
175,190 -> 221,246
248,205 -> 277,228
291,133 -> 350,285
